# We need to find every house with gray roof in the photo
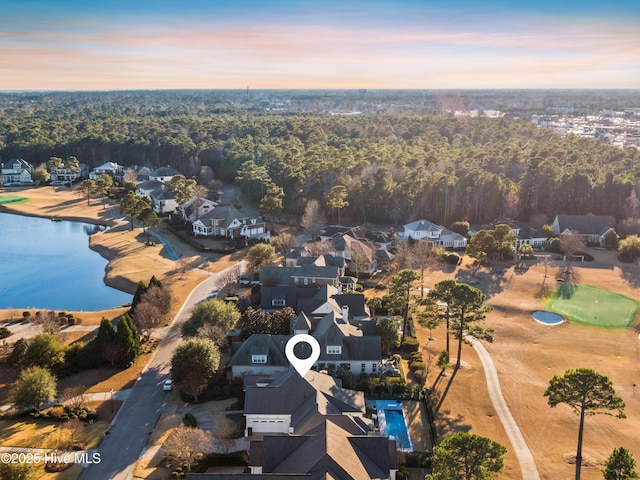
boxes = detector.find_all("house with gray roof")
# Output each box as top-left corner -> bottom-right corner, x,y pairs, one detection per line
552,213 -> 617,245
189,371 -> 397,480
230,300 -> 379,378
400,219 -> 467,249
1,159 -> 34,185
192,204 -> 266,240
149,166 -> 180,183
471,217 -> 547,249
242,369 -> 366,435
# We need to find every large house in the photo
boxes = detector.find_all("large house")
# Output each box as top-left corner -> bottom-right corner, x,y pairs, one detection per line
552,214 -> 617,245
1,159 -> 34,185
472,217 -> 547,249
50,163 -> 88,185
399,219 -> 467,249
191,205 -> 266,240
230,300 -> 379,378
135,179 -> 180,214
89,162 -> 125,181
243,369 -> 366,435
189,370 -> 398,480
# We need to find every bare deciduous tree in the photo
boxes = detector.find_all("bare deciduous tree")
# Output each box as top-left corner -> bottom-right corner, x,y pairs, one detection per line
132,300 -> 162,342
214,265 -> 242,296
349,241 -> 372,280
164,426 -> 213,471
60,385 -> 87,409
304,240 -> 333,258
143,285 -> 173,316
197,323 -> 228,348
176,257 -> 192,279
392,240 -> 413,271
301,199 -> 326,240
272,232 -> 297,256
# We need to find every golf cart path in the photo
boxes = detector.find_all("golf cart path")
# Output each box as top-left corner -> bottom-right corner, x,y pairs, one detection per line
468,336 -> 541,480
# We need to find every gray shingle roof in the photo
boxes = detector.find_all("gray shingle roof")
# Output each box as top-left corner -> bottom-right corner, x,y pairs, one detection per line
555,214 -> 616,235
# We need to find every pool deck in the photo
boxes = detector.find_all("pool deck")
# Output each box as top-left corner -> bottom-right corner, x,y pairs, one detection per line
367,399 -> 431,453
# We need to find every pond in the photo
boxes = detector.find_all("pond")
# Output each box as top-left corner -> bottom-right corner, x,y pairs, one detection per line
0,212 -> 131,311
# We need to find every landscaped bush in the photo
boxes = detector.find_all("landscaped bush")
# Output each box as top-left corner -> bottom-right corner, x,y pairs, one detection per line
442,252 -> 461,265
400,336 -> 420,352
409,361 -> 426,372
413,369 -> 425,383
182,412 -> 197,428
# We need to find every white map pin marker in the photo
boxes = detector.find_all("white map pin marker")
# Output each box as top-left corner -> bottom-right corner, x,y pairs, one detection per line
285,334 -> 320,378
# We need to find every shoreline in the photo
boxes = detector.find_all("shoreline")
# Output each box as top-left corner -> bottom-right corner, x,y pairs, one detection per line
0,187 -> 208,317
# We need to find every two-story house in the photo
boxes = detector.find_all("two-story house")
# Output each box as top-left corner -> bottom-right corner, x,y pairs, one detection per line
191,204 -> 266,240
1,159 -> 34,185
399,219 -> 467,249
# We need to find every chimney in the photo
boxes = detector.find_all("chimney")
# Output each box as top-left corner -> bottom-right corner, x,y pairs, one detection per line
342,305 -> 349,321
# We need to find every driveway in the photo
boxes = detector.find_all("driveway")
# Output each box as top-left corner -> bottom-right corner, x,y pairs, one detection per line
80,262 -> 244,480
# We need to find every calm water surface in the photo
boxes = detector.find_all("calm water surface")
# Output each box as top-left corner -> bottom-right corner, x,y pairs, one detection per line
0,212 -> 131,310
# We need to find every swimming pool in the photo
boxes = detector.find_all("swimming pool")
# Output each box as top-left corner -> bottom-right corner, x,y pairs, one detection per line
373,400 -> 413,451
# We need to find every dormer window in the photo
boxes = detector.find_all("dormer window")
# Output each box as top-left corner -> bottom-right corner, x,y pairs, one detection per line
326,346 -> 342,355
252,355 -> 267,364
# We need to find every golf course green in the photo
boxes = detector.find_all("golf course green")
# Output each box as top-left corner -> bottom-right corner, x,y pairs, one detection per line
0,195 -> 28,205
546,284 -> 637,328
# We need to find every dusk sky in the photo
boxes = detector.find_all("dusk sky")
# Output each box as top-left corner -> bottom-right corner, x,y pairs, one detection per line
2,0 -> 639,90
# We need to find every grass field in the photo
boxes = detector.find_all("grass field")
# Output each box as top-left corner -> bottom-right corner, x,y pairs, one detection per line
546,284 -> 637,328
0,195 -> 28,205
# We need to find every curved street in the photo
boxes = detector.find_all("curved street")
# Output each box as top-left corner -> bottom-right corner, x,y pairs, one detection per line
468,336 -> 540,480
80,261 -> 244,480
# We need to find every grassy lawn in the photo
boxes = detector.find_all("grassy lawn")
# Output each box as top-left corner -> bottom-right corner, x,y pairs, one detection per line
0,417 -> 107,449
0,195 -> 28,205
545,284 -> 638,328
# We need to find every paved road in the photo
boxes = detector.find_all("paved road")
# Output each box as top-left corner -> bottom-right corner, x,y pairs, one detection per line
80,262 -> 243,480
468,336 -> 540,480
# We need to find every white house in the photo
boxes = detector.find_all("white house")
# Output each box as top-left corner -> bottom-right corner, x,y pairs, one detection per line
89,162 -> 124,181
400,219 -> 467,248
1,159 -> 34,185
149,166 -> 180,183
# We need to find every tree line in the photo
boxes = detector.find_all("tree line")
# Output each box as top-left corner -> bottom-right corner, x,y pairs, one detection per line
2,92 -> 640,228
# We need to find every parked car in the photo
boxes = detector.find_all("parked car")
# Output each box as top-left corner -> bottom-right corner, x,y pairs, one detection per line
163,379 -> 174,391
238,276 -> 250,285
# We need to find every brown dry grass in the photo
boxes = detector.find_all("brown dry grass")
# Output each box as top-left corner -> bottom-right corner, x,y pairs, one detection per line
414,252 -> 640,480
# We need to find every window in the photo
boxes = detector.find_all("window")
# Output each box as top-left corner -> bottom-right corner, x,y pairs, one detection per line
252,355 -> 267,364
272,299 -> 286,307
326,346 -> 342,355
361,363 -> 366,373
372,363 -> 377,373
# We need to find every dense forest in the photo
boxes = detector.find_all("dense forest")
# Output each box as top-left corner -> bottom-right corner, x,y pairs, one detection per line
1,90 -> 640,227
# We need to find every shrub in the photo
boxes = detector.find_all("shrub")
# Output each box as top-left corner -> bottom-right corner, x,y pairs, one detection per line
22,311 -> 31,319
182,412 -> 197,428
442,252 -> 461,265
0,326 -> 11,339
58,312 -> 67,318
400,336 -> 420,352
413,369 -> 425,383
67,317 -> 77,326
409,361 -> 426,372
